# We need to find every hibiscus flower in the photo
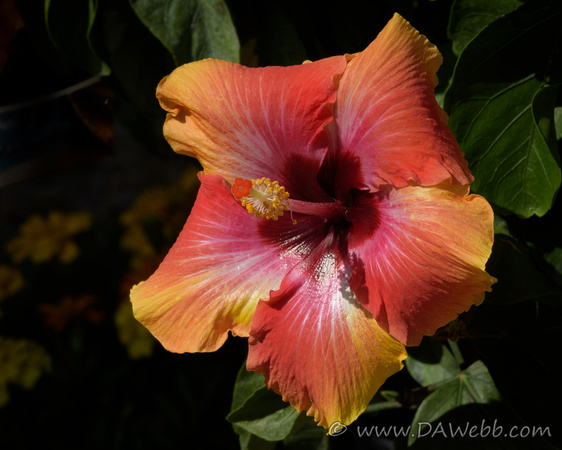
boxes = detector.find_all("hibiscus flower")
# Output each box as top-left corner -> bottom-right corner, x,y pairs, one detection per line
130,13 -> 495,428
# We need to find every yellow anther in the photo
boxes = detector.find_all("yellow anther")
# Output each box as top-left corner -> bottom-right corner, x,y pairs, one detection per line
232,177 -> 290,221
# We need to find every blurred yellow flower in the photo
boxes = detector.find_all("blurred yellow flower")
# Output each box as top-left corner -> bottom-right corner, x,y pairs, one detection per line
119,166 -> 199,270
119,223 -> 157,270
0,337 -> 51,407
120,187 -> 170,227
169,165 -> 201,203
119,188 -> 167,268
114,300 -> 156,359
5,211 -> 92,264
0,264 -> 23,302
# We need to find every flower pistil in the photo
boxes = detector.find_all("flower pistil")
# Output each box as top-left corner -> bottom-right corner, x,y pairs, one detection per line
232,177 -> 290,221
232,177 -> 349,224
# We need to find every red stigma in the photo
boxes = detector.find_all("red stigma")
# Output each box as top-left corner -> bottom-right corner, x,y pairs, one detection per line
232,178 -> 252,200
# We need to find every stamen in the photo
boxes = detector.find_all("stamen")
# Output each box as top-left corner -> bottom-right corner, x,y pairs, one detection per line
231,177 -> 290,221
231,177 -> 348,224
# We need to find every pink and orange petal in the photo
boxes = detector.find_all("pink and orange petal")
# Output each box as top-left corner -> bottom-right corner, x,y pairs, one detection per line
348,185 -> 495,347
131,174 -> 300,353
247,231 -> 407,428
333,14 -> 472,194
156,56 -> 347,201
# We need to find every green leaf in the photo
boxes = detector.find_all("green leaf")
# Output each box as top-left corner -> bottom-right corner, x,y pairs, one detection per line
544,247 -> 562,277
485,235 -> 562,305
237,431 -> 277,450
408,361 -> 501,446
448,0 -> 522,56
405,338 -> 461,388
363,398 -> 401,415
493,214 -> 512,237
228,365 -> 301,442
129,0 -> 239,65
230,365 -> 268,412
282,415 -> 329,450
543,247 -> 562,288
250,4 -> 307,66
99,0 -> 174,146
444,0 -> 562,218
555,107 -> 562,140
44,0 -> 109,75
228,390 -> 300,441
